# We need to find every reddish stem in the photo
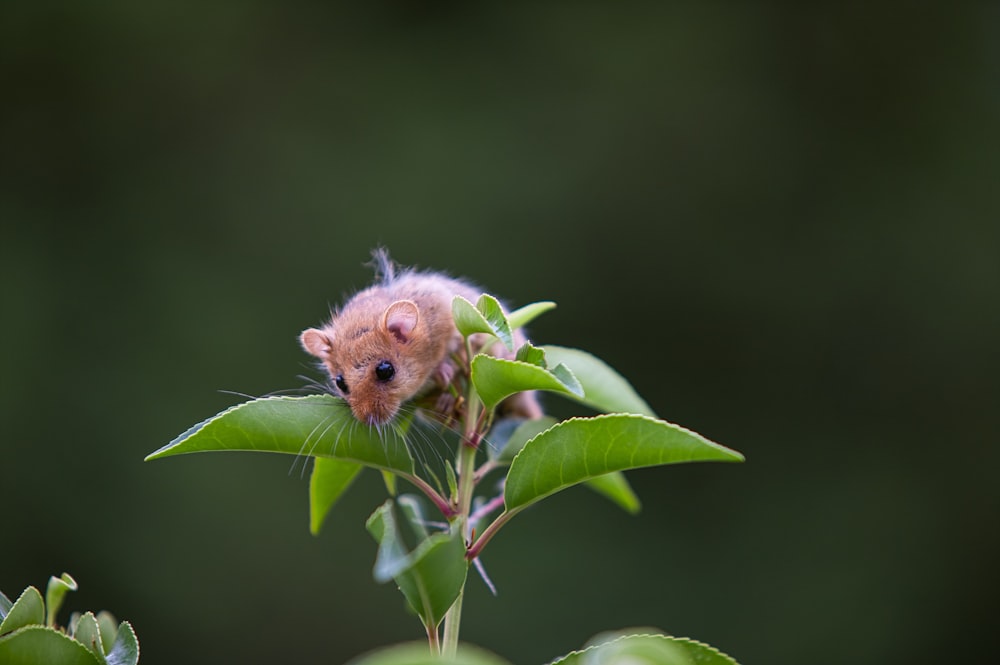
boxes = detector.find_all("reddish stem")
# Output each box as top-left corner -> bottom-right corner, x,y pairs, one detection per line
466,508 -> 520,560
401,472 -> 457,518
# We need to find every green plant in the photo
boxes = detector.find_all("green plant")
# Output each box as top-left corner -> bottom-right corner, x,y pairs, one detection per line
146,294 -> 744,664
0,573 -> 139,665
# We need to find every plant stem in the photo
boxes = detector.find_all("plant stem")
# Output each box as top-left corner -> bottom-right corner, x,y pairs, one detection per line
426,621 -> 440,655
400,471 -> 457,519
440,363 -> 483,657
440,587 -> 464,655
467,508 -> 520,560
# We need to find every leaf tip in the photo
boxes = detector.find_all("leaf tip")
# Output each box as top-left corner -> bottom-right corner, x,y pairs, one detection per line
143,442 -> 179,462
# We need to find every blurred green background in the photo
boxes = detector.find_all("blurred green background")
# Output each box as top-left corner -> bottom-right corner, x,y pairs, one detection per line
2,3 -> 997,664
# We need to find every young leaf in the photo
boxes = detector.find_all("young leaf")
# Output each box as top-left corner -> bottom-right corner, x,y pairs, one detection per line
471,356 -> 583,413
507,301 -> 556,331
0,586 -> 44,637
514,342 -> 546,368
475,295 -> 514,351
46,573 -> 77,627
309,457 -> 363,536
548,633 -> 740,665
540,346 -> 656,416
452,295 -> 513,350
0,626 -> 102,665
366,501 -> 468,629
505,414 -> 744,511
104,621 -> 139,665
146,395 -> 415,476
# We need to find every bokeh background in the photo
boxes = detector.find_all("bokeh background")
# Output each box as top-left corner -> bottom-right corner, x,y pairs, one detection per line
3,3 -> 998,664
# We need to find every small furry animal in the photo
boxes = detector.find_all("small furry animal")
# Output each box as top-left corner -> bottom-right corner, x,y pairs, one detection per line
300,250 -> 543,426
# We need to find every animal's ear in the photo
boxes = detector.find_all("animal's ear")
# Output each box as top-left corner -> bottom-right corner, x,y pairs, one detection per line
383,300 -> 419,343
300,328 -> 333,358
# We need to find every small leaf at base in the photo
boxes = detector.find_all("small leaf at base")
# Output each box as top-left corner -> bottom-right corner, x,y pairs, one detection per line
366,501 -> 468,629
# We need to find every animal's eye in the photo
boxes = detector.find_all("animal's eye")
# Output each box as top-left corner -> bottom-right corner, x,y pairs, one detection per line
375,361 -> 395,382
334,374 -> 349,394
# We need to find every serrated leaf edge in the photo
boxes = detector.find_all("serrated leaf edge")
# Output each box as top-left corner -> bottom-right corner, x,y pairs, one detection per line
476,294 -> 514,350
543,633 -> 740,665
507,413 -> 744,470
146,394 -> 343,460
105,620 -> 139,665
472,356 -> 585,409
0,586 -> 44,636
0,625 -> 104,664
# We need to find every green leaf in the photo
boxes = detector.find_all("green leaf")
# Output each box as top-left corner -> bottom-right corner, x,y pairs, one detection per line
346,641 -> 513,665
71,613 -> 105,664
584,472 -> 641,515
505,414 -> 744,511
471,356 -> 583,413
366,501 -> 468,629
452,295 -> 513,350
146,395 -> 415,476
452,296 -> 488,338
548,633 -> 740,665
490,414 -> 641,515
309,457 -> 363,535
507,301 -> 556,331
474,295 -> 513,351
104,621 -> 139,665
540,346 -> 656,417
514,342 -> 546,367
46,573 -> 77,628
0,626 -> 102,665
0,587 -> 44,637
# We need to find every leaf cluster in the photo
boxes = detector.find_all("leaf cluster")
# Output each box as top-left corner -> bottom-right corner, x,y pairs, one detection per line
146,292 -> 744,661
0,574 -> 139,665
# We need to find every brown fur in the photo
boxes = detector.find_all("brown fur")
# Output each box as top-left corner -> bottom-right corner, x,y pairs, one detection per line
300,256 -> 542,426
